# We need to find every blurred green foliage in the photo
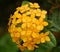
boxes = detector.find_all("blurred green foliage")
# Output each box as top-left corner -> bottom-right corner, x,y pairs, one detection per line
47,9 -> 60,32
0,33 -> 18,52
52,46 -> 60,52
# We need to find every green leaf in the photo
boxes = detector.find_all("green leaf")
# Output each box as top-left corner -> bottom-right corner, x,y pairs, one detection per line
22,49 -> 33,52
49,31 -> 56,46
52,46 -> 60,52
21,1 -> 29,6
0,33 -> 18,52
47,9 -> 60,32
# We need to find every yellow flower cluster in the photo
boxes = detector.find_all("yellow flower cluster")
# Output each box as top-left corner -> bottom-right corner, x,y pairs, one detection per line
8,2 -> 50,51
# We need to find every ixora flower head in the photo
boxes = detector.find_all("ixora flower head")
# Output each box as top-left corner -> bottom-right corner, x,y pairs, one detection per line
8,2 -> 50,51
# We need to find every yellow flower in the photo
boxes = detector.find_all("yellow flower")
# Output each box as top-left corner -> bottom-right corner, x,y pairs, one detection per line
21,23 -> 26,29
17,45 -> 26,51
40,38 -> 45,43
36,25 -> 44,31
41,10 -> 47,15
42,21 -> 48,26
32,32 -> 39,38
36,9 -> 41,16
26,30 -> 32,35
21,30 -> 26,36
25,11 -> 31,15
30,14 -> 35,18
39,32 -> 50,43
22,16 -> 27,23
27,44 -> 34,50
16,19 -> 22,24
20,4 -> 30,13
30,2 -> 40,8
45,36 -> 50,41
32,18 -> 37,23
39,17 -> 44,24
22,37 -> 28,42
34,3 -> 40,8
8,2 -> 50,51
33,38 -> 41,44
12,37 -> 20,44
44,31 -> 49,36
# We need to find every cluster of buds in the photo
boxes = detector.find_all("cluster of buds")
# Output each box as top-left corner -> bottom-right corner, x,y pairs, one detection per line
8,2 -> 50,51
